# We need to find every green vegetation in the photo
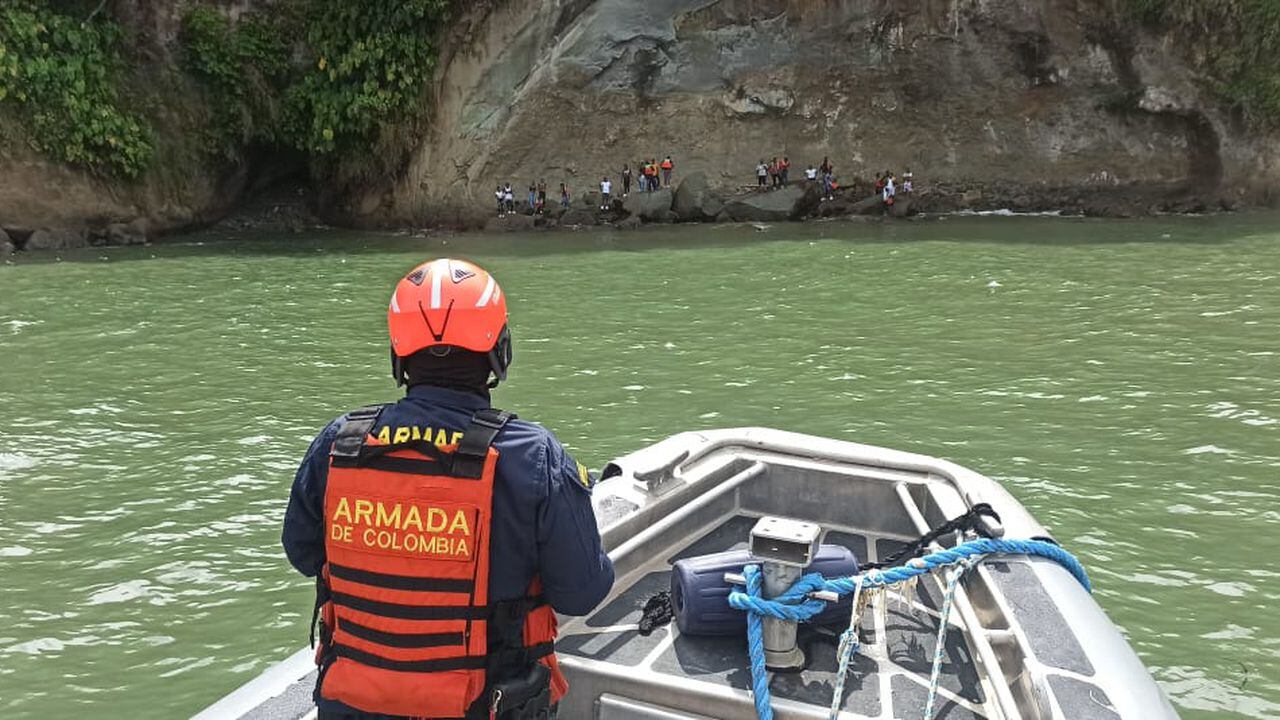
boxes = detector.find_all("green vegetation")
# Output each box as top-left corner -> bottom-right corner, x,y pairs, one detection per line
180,6 -> 291,156
2,0 -> 453,177
1127,0 -> 1280,125
0,2 -> 151,176
285,0 -> 450,157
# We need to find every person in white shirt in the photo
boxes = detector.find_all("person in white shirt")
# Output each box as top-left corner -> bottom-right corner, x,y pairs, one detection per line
756,161 -> 768,188
600,177 -> 612,210
902,169 -> 914,194
883,173 -> 896,203
805,165 -> 818,181
502,183 -> 515,214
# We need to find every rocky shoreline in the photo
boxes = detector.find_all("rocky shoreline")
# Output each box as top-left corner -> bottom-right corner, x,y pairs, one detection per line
0,171 -> 1249,255
473,171 -> 1239,235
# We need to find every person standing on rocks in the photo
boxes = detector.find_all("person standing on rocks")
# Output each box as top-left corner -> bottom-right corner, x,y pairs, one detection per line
495,185 -> 506,217
757,160 -> 768,188
820,156 -> 832,177
780,157 -> 790,187
883,172 -> 897,206
622,164 -> 633,197
805,165 -> 818,181
503,183 -> 515,214
769,157 -> 779,189
821,167 -> 836,201
560,182 -> 571,209
527,185 -> 538,214
902,169 -> 914,194
661,156 -> 674,187
536,179 -> 547,215
600,176 -> 613,211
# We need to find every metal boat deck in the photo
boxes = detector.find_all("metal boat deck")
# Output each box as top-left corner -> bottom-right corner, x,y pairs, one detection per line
197,428 -> 1176,720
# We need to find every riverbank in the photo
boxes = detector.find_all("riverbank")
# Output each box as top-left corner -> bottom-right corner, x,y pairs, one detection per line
3,1 -> 1279,251
474,173 -> 1244,235
0,173 -> 1250,255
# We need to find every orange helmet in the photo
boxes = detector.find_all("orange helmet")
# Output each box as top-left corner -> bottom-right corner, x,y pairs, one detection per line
387,258 -> 512,387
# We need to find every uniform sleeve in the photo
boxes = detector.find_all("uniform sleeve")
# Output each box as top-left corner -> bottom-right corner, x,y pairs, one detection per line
282,420 -> 341,578
535,437 -> 615,616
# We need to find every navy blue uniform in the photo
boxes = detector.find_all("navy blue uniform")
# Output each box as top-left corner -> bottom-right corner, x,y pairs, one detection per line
283,385 -> 614,717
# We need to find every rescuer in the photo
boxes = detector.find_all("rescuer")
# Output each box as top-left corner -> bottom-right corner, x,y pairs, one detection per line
283,258 -> 615,719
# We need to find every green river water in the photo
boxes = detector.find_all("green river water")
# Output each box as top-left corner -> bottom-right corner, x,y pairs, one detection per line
1,215 -> 1278,719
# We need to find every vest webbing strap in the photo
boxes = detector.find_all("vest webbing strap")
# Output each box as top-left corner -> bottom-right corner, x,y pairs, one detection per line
329,563 -> 474,594
331,591 -> 489,621
335,643 -> 488,673
340,619 -> 463,649
330,404 -> 386,467
450,408 -> 516,479
356,454 -> 446,476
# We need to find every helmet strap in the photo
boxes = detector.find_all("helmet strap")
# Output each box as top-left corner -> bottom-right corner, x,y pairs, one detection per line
390,345 -> 408,388
486,326 -> 513,388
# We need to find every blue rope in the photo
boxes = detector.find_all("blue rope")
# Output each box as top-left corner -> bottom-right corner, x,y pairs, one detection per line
729,538 -> 1090,623
742,565 -> 773,720
728,538 -> 1090,719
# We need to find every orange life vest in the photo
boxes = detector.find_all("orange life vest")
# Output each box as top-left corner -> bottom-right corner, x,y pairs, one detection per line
660,160 -> 673,170
313,406 -> 565,718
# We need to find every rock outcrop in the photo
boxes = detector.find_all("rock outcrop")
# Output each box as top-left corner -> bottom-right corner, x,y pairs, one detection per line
346,0 -> 1279,227
24,228 -> 89,252
722,185 -> 814,222
672,172 -> 724,222
3,0 -> 1279,243
623,188 -> 675,222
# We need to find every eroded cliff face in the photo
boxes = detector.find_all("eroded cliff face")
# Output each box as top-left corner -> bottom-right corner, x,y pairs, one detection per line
3,0 -> 1277,244
343,0 -> 1278,227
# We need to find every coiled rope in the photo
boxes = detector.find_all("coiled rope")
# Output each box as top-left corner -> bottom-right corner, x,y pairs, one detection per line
729,537 -> 1091,720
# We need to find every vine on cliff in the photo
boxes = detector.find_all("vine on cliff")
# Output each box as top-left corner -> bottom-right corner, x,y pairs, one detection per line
285,0 -> 451,158
180,6 -> 293,157
1127,0 -> 1280,126
1,1 -> 455,178
0,2 -> 152,176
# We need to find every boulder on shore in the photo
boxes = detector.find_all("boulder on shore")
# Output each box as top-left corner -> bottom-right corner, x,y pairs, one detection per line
721,184 -> 817,222
622,188 -> 674,222
672,172 -> 725,222
25,228 -> 88,251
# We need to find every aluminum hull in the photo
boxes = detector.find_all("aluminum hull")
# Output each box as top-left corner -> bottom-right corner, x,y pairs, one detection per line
196,428 -> 1177,720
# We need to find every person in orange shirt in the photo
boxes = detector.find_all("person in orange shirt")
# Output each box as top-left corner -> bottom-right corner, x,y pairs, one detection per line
660,156 -> 674,187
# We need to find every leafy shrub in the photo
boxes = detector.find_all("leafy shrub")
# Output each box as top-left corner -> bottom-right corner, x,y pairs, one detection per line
286,0 -> 450,156
0,2 -> 152,176
181,6 -> 292,155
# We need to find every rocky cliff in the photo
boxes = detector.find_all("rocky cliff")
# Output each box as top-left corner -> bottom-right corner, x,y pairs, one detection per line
343,0 -> 1280,227
2,0 -> 1278,247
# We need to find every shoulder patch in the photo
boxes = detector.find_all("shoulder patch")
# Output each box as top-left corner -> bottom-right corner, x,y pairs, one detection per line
575,461 -> 594,491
